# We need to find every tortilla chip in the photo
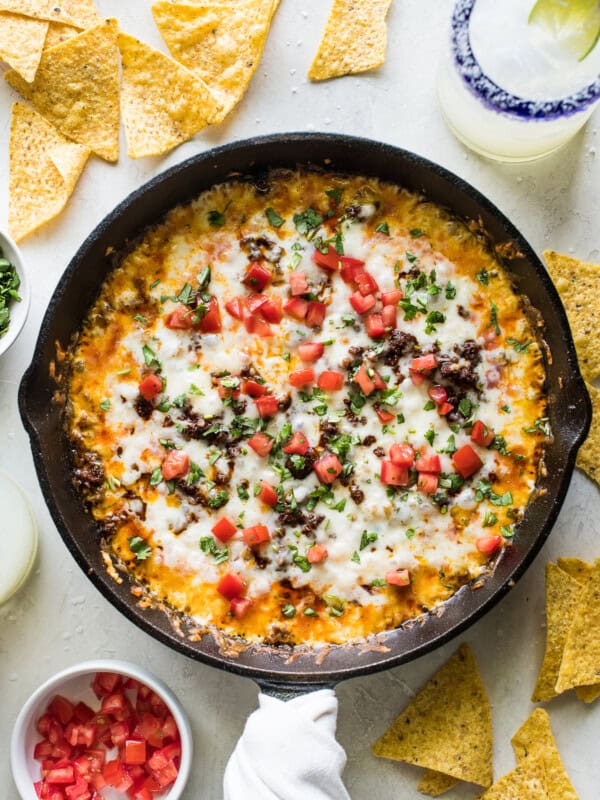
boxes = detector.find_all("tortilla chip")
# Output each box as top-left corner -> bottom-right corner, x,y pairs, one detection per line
575,382 -> 600,486
5,19 -> 120,162
479,757 -> 548,800
0,11 -> 47,80
511,709 -> 578,800
543,250 -> 600,382
308,0 -> 392,81
372,644 -> 493,788
9,102 -> 89,242
44,20 -> 78,49
152,0 -> 279,122
556,557 -> 593,585
418,770 -> 459,796
531,563 -> 581,702
575,683 -> 600,703
555,557 -> 600,693
0,0 -> 98,29
118,32 -> 222,158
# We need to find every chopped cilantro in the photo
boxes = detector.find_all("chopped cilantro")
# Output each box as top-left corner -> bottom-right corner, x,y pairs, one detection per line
133,313 -> 148,325
405,528 -> 416,540
207,489 -> 229,509
424,400 -> 436,411
500,525 -> 515,539
187,462 -> 204,485
410,228 -> 424,238
483,511 -> 498,527
425,428 -> 436,446
208,209 -> 226,227
149,467 -> 163,486
375,222 -> 390,235
129,536 -> 152,561
282,604 -> 296,618
326,188 -> 343,204
523,417 -> 551,436
99,398 -> 111,411
371,578 -> 386,587
266,207 -> 285,228
289,545 -> 311,573
149,279 -> 160,290
360,531 -> 378,550
458,397 -> 473,419
293,208 -> 323,238
425,310 -> 445,335
142,344 -> 160,369
237,484 -> 249,502
507,338 -> 532,353
476,267 -> 489,285
488,301 -> 500,336
406,252 -> 418,263
200,536 -> 229,564
351,551 -> 361,564
304,608 -> 318,617
445,281 -> 456,300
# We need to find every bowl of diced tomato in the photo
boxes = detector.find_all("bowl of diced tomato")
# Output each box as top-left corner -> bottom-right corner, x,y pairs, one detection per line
11,660 -> 192,800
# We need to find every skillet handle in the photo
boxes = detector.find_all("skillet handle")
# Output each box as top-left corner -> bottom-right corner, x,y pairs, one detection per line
223,680 -> 351,800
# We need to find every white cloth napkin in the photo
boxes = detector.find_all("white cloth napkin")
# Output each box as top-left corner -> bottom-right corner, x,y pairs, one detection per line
223,689 -> 351,800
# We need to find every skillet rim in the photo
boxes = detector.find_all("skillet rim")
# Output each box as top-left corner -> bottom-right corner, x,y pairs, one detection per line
18,132 -> 592,687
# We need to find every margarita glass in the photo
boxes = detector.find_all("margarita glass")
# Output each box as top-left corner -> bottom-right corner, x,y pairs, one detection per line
437,0 -> 600,161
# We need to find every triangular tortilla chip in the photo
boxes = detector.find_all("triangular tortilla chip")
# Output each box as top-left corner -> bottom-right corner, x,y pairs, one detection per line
373,644 -> 493,788
511,709 -> 578,800
308,0 -> 392,81
152,0 -> 279,122
555,557 -> 600,694
0,11 -> 47,81
479,756 -> 548,799
575,683 -> 600,703
44,20 -> 78,49
531,563 -> 581,703
118,31 -> 221,159
556,557 -> 593,585
9,102 -> 89,241
543,250 -> 600,382
418,770 -> 459,796
5,19 -> 120,162
0,0 -> 98,29
575,383 -> 600,487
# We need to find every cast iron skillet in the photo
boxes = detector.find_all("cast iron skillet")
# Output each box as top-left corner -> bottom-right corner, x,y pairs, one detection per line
19,133 -> 590,696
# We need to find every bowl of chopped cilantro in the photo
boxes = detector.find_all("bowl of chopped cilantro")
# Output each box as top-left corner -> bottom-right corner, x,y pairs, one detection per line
0,230 -> 29,357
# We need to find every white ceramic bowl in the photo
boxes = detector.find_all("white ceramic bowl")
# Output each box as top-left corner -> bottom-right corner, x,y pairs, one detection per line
11,659 -> 193,800
0,229 -> 30,358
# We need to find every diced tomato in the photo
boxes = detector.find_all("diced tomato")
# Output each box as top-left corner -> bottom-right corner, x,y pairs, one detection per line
417,472 -> 439,494
355,271 -> 379,296
283,431 -> 309,455
307,544 -> 328,564
353,365 -> 375,395
439,402 -> 454,416
230,597 -> 253,619
243,262 -> 272,291
161,450 -> 190,480
244,314 -> 273,337
298,342 -> 324,362
260,297 -> 283,324
51,742 -> 73,760
289,272 -> 309,295
453,444 -> 483,479
109,720 -> 129,747
410,369 -> 426,386
317,370 -> 344,391
48,696 -> 75,727
289,368 -> 315,387
340,256 -> 365,285
306,301 -> 327,328
248,431 -> 273,456
211,517 -> 237,543
350,291 -> 376,314
103,760 -> 133,791
476,535 -> 503,555
375,407 -> 395,423
314,454 -> 343,484
45,766 -> 74,785
411,354 -> 437,373
471,420 -> 495,447
389,443 -> 415,468
365,313 -> 386,339
283,297 -> 308,320
153,759 -> 178,789
132,788 -> 152,800
93,672 -> 122,698
385,569 -> 411,587
83,748 -> 105,772
198,297 -> 222,333
245,293 -> 268,315
225,296 -> 245,320
380,461 -> 409,486
242,525 -> 271,546
37,714 -> 53,738
64,777 -> 90,800
49,790 -> 67,800
255,395 -> 279,418
73,703 -> 95,724
65,722 -> 96,747
34,740 -> 54,760
382,289 -> 402,306
382,304 -> 397,330
218,377 -> 240,399
124,739 -> 146,765
312,245 -> 341,271
134,713 -> 161,747
242,379 -> 266,397
416,453 -> 441,473
165,304 -> 193,330
48,720 -> 64,745
428,385 -> 447,406
217,572 -> 245,600
101,693 -> 128,718
257,481 -> 278,507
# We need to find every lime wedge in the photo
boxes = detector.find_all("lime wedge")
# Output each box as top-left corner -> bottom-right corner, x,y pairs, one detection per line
529,0 -> 600,61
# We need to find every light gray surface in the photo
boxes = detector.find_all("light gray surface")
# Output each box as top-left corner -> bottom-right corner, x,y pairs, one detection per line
1,1 -> 599,798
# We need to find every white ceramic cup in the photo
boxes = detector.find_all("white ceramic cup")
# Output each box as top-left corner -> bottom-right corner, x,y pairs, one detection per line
11,659 -> 193,800
0,229 -> 30,358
